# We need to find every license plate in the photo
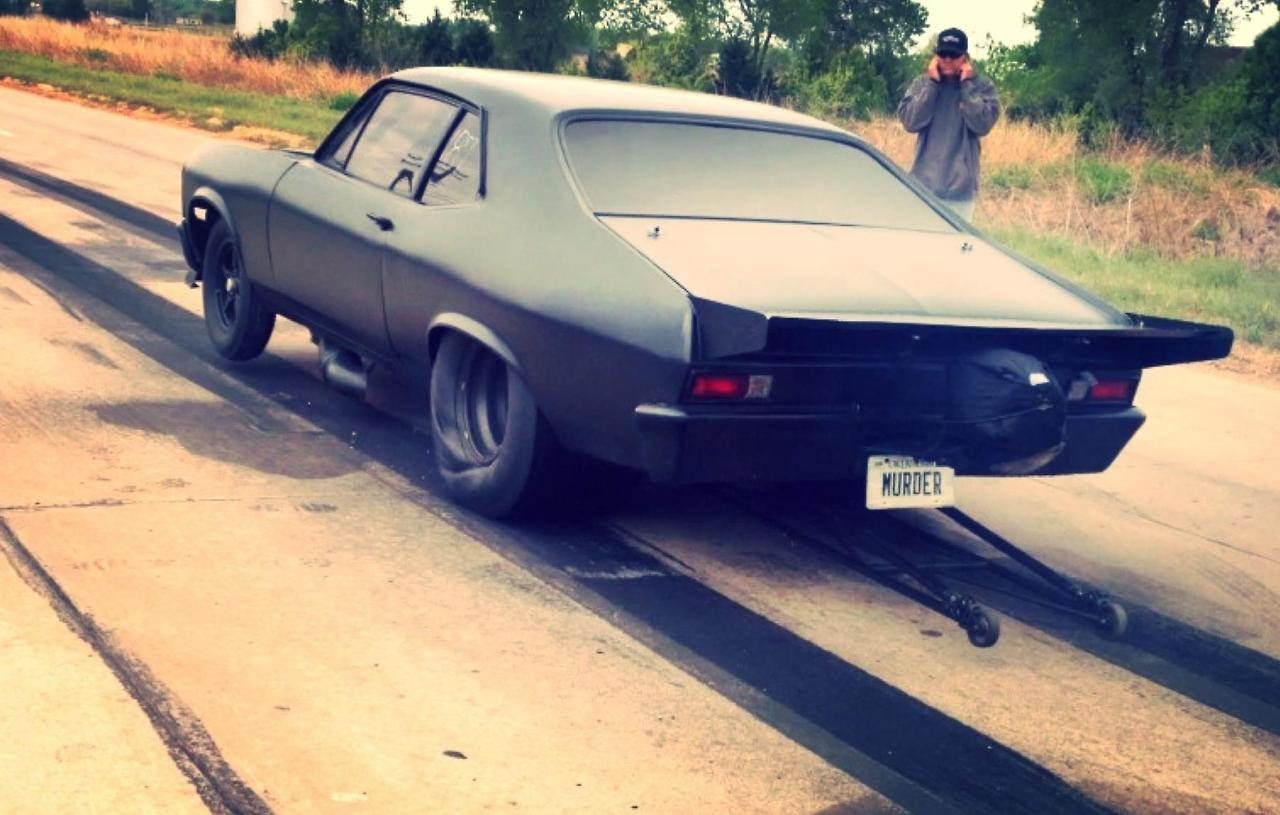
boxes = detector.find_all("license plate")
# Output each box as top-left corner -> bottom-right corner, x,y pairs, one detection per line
865,456 -> 955,510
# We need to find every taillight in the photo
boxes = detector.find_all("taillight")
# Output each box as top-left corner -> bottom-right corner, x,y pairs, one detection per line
1089,379 -> 1134,401
1067,372 -> 1137,403
687,372 -> 773,401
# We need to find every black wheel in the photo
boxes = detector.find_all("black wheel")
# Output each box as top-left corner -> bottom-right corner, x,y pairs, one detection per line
1096,599 -> 1128,639
430,333 -> 565,517
965,607 -> 1001,648
201,219 -> 275,361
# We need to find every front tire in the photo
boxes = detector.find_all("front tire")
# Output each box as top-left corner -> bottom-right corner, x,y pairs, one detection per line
201,219 -> 275,361
429,333 -> 564,517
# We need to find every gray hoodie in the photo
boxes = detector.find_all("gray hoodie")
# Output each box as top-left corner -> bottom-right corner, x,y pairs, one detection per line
897,73 -> 1000,201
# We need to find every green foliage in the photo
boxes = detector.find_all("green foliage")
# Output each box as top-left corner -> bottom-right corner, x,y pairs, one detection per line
987,164 -> 1039,194
1257,165 -> 1280,187
452,19 -> 495,66
42,0 -> 89,21
1075,158 -> 1132,204
715,36 -> 763,98
455,0 -> 588,71
229,19 -> 290,61
328,90 -> 360,110
81,47 -> 111,63
788,47 -> 882,120
416,9 -> 455,65
586,48 -> 628,79
1142,159 -> 1209,195
1192,218 -> 1223,242
627,25 -> 716,90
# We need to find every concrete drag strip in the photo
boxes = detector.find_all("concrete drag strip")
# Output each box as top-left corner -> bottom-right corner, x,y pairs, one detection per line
0,222 -> 889,811
0,529 -> 209,815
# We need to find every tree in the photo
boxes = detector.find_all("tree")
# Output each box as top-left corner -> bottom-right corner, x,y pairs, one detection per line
1022,0 -> 1277,130
417,9 -> 456,64
42,0 -> 89,20
455,0 -> 593,71
453,18 -> 496,65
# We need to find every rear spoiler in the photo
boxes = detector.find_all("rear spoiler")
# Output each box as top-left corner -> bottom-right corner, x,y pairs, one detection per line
692,298 -> 1234,369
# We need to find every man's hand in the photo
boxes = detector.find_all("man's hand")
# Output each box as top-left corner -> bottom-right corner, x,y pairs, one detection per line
927,56 -> 941,82
959,57 -> 974,81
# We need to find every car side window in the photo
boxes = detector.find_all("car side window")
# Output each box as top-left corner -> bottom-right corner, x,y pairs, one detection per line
345,91 -> 459,198
423,111 -> 483,206
325,109 -> 369,170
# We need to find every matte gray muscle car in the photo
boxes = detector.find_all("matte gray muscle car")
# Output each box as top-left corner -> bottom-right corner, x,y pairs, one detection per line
178,67 -> 1232,517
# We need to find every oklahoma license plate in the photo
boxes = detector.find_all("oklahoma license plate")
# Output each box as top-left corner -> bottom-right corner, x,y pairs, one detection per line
865,456 -> 955,510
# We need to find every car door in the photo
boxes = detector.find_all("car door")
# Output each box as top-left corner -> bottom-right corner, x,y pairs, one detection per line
268,88 -> 462,354
381,108 -> 486,360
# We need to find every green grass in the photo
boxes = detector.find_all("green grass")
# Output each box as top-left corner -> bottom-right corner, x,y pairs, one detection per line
0,49 -> 342,143
1075,158 -> 1132,204
990,226 -> 1280,348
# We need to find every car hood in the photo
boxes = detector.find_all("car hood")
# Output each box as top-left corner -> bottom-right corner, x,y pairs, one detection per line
600,217 -> 1130,328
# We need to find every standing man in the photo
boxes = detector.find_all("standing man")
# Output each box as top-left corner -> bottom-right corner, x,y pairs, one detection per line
897,28 -> 1000,221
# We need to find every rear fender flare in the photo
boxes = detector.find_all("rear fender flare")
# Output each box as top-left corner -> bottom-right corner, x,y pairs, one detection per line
427,314 -> 523,378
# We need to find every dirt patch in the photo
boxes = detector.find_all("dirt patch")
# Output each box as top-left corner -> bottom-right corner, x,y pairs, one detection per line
1208,341 -> 1280,389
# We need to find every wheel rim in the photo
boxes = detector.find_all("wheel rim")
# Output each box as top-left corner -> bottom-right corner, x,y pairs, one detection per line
455,345 -> 509,466
214,240 -> 241,330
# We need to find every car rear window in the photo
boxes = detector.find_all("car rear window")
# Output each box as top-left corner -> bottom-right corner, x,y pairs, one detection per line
563,120 -> 953,232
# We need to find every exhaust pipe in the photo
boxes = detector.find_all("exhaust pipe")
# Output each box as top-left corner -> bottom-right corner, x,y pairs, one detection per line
318,338 -> 368,399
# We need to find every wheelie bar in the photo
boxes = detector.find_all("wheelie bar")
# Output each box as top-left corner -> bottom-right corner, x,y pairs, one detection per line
939,508 -> 1128,639
850,528 -> 1002,648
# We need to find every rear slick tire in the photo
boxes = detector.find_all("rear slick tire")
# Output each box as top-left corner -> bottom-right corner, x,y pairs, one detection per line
201,220 -> 275,361
429,333 -> 565,518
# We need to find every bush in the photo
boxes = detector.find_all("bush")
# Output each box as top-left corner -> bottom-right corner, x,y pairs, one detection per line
1076,158 -> 1131,204
328,91 -> 359,111
788,49 -> 882,121
586,49 -> 628,81
627,27 -> 716,91
230,20 -> 289,62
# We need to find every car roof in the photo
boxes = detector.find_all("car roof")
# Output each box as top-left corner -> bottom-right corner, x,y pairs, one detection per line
388,67 -> 846,135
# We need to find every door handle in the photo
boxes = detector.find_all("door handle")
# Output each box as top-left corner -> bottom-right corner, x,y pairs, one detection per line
366,213 -> 394,232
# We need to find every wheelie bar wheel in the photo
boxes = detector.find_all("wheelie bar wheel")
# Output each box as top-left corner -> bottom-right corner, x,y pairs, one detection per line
946,595 -> 1001,648
1094,598 -> 1128,640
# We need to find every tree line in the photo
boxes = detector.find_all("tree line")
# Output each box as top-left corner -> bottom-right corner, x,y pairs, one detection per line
6,0 -> 1277,165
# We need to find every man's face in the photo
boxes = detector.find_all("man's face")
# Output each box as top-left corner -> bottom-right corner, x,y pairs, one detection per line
936,52 -> 966,78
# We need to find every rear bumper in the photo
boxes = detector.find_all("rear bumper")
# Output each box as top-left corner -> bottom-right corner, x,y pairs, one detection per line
634,404 -> 1145,483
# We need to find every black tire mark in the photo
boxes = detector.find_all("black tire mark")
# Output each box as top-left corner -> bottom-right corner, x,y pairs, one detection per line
0,518 -> 273,815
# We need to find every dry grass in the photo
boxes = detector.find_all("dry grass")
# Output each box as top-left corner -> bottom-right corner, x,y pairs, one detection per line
0,16 -> 371,100
854,115 -> 1280,268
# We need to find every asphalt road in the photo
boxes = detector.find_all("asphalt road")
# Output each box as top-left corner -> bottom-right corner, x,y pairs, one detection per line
1,84 -> 1279,814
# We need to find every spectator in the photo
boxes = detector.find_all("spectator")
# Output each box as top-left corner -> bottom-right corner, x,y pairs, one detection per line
897,28 -> 1001,221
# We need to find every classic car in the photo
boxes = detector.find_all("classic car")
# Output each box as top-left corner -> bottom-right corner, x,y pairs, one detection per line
177,67 -> 1232,518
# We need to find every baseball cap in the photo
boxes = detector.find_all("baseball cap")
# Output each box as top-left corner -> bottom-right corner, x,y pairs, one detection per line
935,28 -> 968,57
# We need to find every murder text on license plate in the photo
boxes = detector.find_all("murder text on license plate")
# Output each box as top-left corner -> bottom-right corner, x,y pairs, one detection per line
865,456 -> 955,510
